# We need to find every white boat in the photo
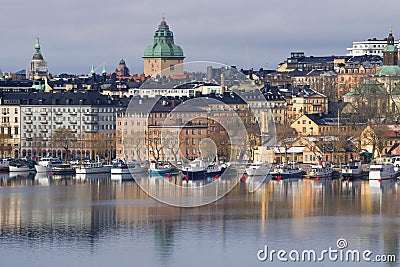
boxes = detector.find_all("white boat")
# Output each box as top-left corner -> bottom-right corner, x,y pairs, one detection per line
368,163 -> 398,180
75,162 -> 112,174
307,161 -> 333,178
245,161 -> 270,176
111,160 -> 143,174
9,159 -> 36,172
35,157 -> 62,173
341,160 -> 367,179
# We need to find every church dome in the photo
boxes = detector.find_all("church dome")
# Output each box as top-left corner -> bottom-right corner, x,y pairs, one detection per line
143,18 -> 184,58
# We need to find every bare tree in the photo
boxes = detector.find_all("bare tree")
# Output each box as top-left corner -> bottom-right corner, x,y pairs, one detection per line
275,123 -> 297,163
52,127 -> 77,162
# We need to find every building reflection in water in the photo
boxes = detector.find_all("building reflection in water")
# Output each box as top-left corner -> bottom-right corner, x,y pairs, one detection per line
0,172 -> 398,265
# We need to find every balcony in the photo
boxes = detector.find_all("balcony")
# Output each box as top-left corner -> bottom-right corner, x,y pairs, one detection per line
55,121 -> 62,124
25,111 -> 32,115
40,129 -> 48,133
40,111 -> 47,115
55,112 -> 62,116
70,121 -> 77,124
25,120 -> 32,124
26,129 -> 33,133
84,120 -> 98,125
84,113 -> 98,116
70,112 -> 77,116
40,120 -> 48,124
84,129 -> 98,133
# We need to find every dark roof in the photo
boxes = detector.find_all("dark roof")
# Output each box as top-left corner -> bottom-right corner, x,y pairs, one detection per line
22,91 -> 123,106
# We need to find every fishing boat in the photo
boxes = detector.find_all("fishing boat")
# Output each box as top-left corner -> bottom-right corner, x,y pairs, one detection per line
9,159 -> 36,172
245,161 -> 270,176
368,162 -> 398,181
149,161 -> 176,176
341,160 -> 367,179
182,158 -> 226,180
307,160 -> 333,178
75,162 -> 112,174
111,160 -> 143,174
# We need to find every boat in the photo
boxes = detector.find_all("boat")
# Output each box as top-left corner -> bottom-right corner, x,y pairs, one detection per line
182,158 -> 226,180
9,159 -> 36,172
270,163 -> 304,180
368,162 -> 398,181
149,161 -> 176,176
307,160 -> 333,178
391,156 -> 400,172
35,157 -> 62,173
51,164 -> 75,174
0,158 -> 11,171
341,160 -> 367,179
245,161 -> 270,176
75,162 -> 112,174
111,160 -> 143,174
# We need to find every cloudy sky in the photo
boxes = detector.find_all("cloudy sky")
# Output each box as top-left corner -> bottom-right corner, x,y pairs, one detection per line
0,0 -> 399,75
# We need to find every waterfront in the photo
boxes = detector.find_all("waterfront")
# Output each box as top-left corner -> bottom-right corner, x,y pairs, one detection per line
0,173 -> 399,266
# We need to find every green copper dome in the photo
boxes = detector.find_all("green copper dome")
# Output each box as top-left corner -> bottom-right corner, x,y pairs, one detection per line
143,18 -> 184,58
376,65 -> 400,76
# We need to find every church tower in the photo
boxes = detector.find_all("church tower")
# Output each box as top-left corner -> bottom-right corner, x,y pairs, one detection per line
143,17 -> 185,78
27,37 -> 49,80
383,27 -> 398,66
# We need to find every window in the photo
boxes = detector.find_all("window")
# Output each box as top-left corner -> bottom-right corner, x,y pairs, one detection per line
302,127 -> 306,133
170,64 -> 175,71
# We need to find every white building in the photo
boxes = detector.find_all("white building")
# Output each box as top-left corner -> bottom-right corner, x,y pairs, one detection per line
347,38 -> 400,57
20,91 -> 124,159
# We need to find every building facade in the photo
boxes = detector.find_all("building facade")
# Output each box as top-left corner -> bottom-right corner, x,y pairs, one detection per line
20,91 -> 123,159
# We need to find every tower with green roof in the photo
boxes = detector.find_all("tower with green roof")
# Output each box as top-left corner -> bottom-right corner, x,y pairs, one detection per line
376,27 -> 400,76
143,17 -> 185,77
27,37 -> 49,81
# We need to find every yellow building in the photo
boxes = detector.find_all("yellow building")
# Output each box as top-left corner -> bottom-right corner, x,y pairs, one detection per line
143,18 -> 184,78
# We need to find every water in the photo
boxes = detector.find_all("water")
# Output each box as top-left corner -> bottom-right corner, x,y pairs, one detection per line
0,173 -> 399,267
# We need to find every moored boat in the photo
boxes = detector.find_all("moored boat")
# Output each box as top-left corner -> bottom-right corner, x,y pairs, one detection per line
35,157 -> 62,173
368,162 -> 398,181
75,162 -> 112,174
245,161 -> 270,176
307,161 -> 333,178
111,160 -> 143,174
341,160 -> 367,179
182,158 -> 226,180
149,161 -> 176,176
9,159 -> 36,172
270,163 -> 304,180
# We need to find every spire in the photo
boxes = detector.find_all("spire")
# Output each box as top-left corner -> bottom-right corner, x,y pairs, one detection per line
387,26 -> 395,45
102,65 -> 107,75
91,65 -> 95,75
32,37 -> 44,60
35,37 -> 41,55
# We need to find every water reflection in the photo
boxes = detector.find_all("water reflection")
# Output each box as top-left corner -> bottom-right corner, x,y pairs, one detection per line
0,175 -> 398,267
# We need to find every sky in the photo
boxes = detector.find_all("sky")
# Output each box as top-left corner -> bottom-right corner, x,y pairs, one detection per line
0,0 -> 400,75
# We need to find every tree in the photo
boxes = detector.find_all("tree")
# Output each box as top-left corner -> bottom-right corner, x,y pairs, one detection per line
275,123 -> 297,163
52,127 -> 77,162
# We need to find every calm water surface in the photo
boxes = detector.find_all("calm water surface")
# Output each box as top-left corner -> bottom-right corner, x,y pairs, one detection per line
0,173 -> 399,267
